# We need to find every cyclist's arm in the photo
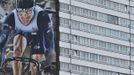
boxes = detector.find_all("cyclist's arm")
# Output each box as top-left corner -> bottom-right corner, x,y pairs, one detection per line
0,13 -> 15,45
46,25 -> 55,52
37,11 -> 55,57
0,24 -> 10,44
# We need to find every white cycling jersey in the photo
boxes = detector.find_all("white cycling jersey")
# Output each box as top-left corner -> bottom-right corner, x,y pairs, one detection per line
13,5 -> 43,32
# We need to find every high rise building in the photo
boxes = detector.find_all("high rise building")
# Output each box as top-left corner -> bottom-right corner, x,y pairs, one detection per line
59,0 -> 134,75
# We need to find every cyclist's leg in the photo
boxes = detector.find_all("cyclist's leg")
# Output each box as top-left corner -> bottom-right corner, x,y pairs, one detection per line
30,34 -> 45,75
31,54 -> 44,75
12,34 -> 27,75
30,48 -> 56,75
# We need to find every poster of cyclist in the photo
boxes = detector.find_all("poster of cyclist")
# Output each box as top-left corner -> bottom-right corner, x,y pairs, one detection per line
0,0 -> 59,75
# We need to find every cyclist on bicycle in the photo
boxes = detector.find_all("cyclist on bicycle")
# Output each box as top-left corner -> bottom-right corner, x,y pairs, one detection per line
0,0 -> 56,75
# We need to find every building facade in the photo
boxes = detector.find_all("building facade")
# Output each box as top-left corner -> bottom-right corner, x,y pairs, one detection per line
59,0 -> 134,75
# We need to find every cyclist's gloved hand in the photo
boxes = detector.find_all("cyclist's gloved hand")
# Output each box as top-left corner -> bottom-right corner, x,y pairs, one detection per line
0,24 -> 10,44
1,24 -> 10,34
3,24 -> 9,30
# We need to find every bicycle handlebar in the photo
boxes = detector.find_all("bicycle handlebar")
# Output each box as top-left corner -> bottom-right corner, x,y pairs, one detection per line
2,57 -> 40,71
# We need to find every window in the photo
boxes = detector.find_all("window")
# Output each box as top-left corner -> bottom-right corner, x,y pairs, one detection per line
71,20 -> 80,30
113,30 -> 120,38
107,57 -> 113,65
80,23 -> 89,32
131,62 -> 134,70
97,0 -> 107,7
71,50 -> 80,59
71,35 -> 80,44
71,6 -> 81,16
60,3 -> 70,13
113,2 -> 119,11
80,37 -> 85,45
104,42 -> 108,50
99,41 -> 106,49
81,8 -> 88,17
119,4 -> 128,13
60,18 -> 70,27
110,1 -> 119,11
99,70 -> 109,75
71,6 -> 75,14
130,7 -> 134,14
99,55 -> 107,64
88,0 -> 97,5
97,13 -> 108,22
90,68 -> 98,75
80,51 -> 89,60
118,18 -> 130,27
131,34 -> 134,42
90,39 -> 99,48
107,15 -> 118,25
99,27 -> 106,35
105,28 -> 111,37
119,45 -> 129,54
80,66 -> 89,74
60,62 -> 70,71
71,64 -> 80,73
60,33 -> 70,42
89,10 -> 97,19
119,59 -> 129,68
80,37 -> 90,46
113,44 -> 119,52
90,53 -> 98,62
90,25 -> 99,34
131,20 -> 134,29
120,32 -> 129,40
85,38 -> 90,46
60,47 -> 70,56
131,48 -> 134,56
